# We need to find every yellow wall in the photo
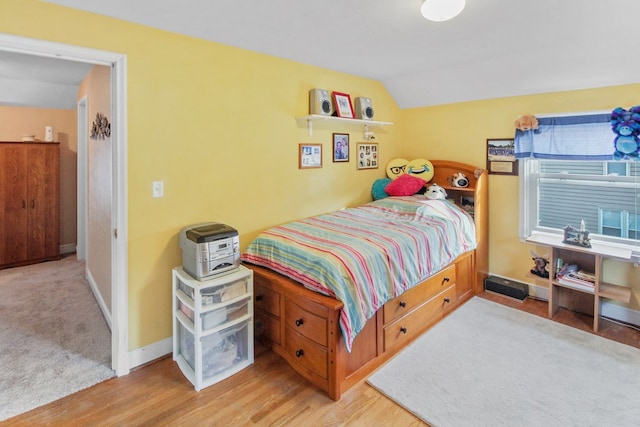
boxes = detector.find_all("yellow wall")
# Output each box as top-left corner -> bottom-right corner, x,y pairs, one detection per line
1,0 -> 403,349
401,84 -> 640,310
0,105 -> 77,248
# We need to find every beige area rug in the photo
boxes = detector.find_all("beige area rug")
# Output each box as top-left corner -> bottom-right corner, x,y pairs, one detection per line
0,256 -> 114,421
367,297 -> 640,427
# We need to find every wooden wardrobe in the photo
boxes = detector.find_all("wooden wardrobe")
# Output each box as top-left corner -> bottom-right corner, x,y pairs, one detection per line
0,142 -> 60,268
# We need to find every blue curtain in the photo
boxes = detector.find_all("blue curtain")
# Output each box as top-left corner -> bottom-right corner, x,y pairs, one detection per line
515,114 -> 613,160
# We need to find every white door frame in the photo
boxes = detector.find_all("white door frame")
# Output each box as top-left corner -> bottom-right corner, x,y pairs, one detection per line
76,96 -> 88,261
0,33 -> 130,376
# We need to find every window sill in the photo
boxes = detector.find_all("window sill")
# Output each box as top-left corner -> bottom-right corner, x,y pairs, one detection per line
526,232 -> 635,261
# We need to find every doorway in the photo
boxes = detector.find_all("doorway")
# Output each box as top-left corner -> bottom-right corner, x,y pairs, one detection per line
0,34 -> 129,375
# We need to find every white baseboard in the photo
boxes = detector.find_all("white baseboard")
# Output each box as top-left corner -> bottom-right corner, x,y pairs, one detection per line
601,301 -> 640,326
85,267 -> 172,372
60,243 -> 76,255
494,275 -> 640,328
85,268 -> 113,330
128,338 -> 172,370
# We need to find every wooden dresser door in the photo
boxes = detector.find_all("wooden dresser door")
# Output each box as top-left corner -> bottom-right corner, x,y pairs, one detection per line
0,144 -> 29,265
26,144 -> 60,261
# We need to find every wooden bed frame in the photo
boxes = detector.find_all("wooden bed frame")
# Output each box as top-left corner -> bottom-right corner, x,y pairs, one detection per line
247,160 -> 488,400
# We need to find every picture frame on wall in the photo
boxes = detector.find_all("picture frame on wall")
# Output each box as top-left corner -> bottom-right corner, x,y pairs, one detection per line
299,143 -> 322,169
357,143 -> 378,169
332,133 -> 349,162
486,138 -> 518,175
332,92 -> 354,118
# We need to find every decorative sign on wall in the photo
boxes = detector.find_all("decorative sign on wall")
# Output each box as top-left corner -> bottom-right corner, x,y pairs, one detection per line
90,112 -> 111,140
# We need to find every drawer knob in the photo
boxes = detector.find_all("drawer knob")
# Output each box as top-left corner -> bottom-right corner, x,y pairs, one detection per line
444,297 -> 451,304
295,349 -> 304,357
400,327 -> 407,334
255,294 -> 264,301
295,318 -> 304,327
443,276 -> 450,283
399,301 -> 407,308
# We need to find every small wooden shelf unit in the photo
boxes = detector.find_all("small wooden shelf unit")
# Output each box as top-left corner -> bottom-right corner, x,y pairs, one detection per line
526,233 -> 632,331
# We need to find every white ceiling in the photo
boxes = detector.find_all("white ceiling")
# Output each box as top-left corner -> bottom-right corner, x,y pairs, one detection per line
0,50 -> 92,109
8,0 -> 640,109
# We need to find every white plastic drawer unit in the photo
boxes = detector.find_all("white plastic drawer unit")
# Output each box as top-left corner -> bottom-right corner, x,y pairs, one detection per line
177,276 -> 249,305
178,298 -> 250,330
176,318 -> 251,380
172,265 -> 254,391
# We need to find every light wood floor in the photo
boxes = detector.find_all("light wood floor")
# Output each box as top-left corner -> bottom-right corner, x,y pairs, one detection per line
4,292 -> 640,426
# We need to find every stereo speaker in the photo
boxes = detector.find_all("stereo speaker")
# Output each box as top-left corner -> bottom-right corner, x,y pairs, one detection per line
309,88 -> 334,116
484,276 -> 529,301
354,97 -> 374,120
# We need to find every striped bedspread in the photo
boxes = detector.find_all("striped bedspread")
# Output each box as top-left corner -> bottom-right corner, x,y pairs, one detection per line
241,196 -> 477,352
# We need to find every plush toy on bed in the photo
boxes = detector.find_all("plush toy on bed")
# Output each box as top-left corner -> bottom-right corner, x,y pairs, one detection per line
424,183 -> 447,200
372,158 -> 436,200
450,172 -> 469,188
610,106 -> 640,160
385,158 -> 409,180
384,173 -> 426,197
406,158 -> 435,183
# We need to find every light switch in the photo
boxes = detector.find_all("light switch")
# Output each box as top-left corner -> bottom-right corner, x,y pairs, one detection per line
152,181 -> 164,198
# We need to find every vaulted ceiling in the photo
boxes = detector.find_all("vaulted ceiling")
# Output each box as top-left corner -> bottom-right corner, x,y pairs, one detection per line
6,0 -> 640,109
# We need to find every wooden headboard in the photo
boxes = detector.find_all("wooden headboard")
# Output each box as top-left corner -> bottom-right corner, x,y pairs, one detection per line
429,160 -> 489,292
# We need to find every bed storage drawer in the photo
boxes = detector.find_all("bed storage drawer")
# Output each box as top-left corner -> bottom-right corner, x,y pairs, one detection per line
285,327 -> 328,379
255,311 -> 280,344
383,285 -> 456,351
254,283 -> 280,317
285,299 -> 327,346
383,264 -> 456,324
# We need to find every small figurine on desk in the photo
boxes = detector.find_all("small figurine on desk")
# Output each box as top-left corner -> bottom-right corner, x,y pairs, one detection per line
563,220 -> 592,248
530,250 -> 550,278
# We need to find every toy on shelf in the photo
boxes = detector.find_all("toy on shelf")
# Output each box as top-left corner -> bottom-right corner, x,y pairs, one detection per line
562,220 -> 591,248
529,250 -> 549,278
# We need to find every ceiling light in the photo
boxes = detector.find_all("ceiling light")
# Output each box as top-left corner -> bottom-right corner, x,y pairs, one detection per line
421,0 -> 466,22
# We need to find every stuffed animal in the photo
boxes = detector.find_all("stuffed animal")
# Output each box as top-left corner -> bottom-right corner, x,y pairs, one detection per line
424,183 -> 447,200
450,172 -> 469,188
610,106 -> 640,160
515,114 -> 539,131
530,250 -> 549,278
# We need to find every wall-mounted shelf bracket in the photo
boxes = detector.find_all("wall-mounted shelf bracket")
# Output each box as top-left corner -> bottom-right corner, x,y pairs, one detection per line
296,114 -> 393,136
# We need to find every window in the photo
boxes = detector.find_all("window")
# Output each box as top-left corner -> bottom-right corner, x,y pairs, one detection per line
517,113 -> 640,258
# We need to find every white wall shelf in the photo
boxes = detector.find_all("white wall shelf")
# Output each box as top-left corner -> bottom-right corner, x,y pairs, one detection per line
296,114 -> 393,136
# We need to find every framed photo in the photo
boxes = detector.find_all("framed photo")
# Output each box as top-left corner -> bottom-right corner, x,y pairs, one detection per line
486,138 -> 518,175
299,143 -> 322,169
357,143 -> 378,169
332,133 -> 349,162
332,92 -> 354,118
